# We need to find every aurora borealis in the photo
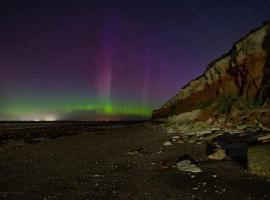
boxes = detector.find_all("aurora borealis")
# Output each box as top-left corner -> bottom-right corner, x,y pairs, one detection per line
1,0 -> 270,121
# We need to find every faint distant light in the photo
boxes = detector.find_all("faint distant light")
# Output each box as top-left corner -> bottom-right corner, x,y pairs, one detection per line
44,116 -> 57,121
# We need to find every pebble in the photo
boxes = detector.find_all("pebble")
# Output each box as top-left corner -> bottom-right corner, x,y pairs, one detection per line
163,141 -> 172,146
176,160 -> 202,173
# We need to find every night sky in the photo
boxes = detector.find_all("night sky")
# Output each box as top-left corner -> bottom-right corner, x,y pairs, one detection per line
1,0 -> 270,121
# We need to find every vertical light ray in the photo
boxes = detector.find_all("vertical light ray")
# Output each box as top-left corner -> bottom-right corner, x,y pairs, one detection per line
96,15 -> 115,103
142,49 -> 151,107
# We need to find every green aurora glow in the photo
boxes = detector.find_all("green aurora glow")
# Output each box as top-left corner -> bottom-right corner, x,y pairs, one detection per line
1,96 -> 153,120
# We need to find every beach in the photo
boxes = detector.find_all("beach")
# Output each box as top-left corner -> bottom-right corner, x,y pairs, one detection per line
0,122 -> 270,200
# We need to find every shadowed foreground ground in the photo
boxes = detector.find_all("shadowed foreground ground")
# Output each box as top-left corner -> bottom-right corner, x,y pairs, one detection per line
0,123 -> 270,200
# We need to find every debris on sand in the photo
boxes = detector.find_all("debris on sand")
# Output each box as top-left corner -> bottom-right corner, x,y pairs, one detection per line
163,141 -> 172,146
208,148 -> 226,160
127,148 -> 143,155
176,155 -> 202,173
176,160 -> 202,173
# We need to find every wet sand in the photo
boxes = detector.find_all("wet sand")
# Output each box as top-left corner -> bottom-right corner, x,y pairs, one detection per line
0,123 -> 270,200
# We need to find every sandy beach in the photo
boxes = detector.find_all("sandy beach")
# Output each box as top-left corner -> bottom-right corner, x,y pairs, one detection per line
0,123 -> 269,200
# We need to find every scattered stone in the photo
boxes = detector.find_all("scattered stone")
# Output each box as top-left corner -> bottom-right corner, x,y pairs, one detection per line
176,160 -> 202,173
259,123 -> 270,132
208,148 -> 226,160
127,148 -> 143,155
212,174 -> 217,178
236,124 -> 254,131
184,132 -> 197,137
166,128 -> 176,134
195,130 -> 212,137
163,141 -> 172,146
210,127 -> 221,132
172,136 -> 180,139
257,134 -> 270,143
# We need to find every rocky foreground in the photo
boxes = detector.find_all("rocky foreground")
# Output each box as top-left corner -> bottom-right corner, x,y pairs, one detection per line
0,123 -> 270,200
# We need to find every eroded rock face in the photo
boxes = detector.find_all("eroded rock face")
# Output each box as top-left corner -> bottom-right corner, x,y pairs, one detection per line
153,22 -> 270,119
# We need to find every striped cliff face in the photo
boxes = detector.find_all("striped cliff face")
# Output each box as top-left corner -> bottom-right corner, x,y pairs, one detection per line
153,22 -> 270,119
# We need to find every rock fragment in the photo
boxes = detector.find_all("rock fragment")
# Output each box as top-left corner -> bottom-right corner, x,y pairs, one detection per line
176,160 -> 202,173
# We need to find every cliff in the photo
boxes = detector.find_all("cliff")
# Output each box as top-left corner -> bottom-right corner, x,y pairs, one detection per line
153,22 -> 270,119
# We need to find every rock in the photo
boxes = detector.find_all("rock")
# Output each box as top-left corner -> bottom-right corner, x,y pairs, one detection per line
171,135 -> 181,142
259,123 -> 270,132
172,135 -> 180,140
176,160 -> 202,173
195,130 -> 212,137
236,124 -> 254,131
248,144 -> 270,177
127,148 -> 143,155
163,141 -> 172,146
257,134 -> 270,143
212,174 -> 217,178
210,127 -> 221,132
183,132 -> 197,136
208,148 -> 226,160
166,128 -> 176,134
160,109 -> 201,125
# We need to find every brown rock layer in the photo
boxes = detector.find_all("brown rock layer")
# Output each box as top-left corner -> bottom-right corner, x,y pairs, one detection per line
153,22 -> 270,119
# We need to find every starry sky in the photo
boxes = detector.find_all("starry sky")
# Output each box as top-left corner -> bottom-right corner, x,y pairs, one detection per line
0,0 -> 270,121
